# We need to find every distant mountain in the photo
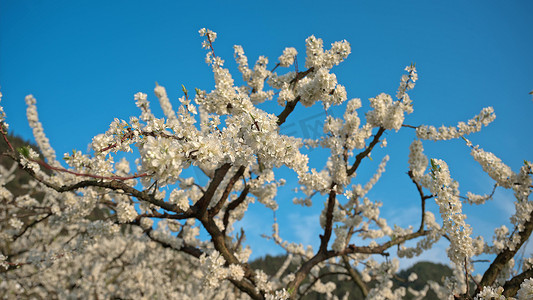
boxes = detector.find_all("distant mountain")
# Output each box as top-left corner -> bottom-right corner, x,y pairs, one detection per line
249,254 -> 452,299
394,261 -> 453,300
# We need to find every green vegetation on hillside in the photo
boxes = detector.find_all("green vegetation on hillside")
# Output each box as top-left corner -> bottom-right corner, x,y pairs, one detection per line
250,254 -> 452,299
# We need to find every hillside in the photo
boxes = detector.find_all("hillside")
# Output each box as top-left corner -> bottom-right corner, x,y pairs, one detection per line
250,254 -> 453,299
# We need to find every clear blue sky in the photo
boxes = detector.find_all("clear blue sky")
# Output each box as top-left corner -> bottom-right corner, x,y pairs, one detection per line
1,0 -> 532,269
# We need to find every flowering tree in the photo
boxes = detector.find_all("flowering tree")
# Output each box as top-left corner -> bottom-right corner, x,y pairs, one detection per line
0,29 -> 532,299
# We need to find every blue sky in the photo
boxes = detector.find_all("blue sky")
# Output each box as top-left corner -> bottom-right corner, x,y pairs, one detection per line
1,0 -> 532,270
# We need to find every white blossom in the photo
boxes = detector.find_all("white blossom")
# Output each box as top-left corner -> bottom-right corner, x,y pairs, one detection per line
466,192 -> 492,205
169,189 -> 190,211
199,251 -> 228,288
266,289 -> 290,300
278,47 -> 297,67
470,144 -> 515,188
0,254 -> 8,270
428,159 -> 474,265
234,45 -> 252,81
9,217 -> 23,230
517,278 -> 533,300
366,93 -> 411,131
474,286 -> 506,300
25,95 -> 59,166
408,139 -> 428,180
116,201 -> 138,223
416,107 -> 495,141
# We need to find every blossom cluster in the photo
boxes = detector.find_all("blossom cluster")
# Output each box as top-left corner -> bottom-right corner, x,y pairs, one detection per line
366,93 -> 413,131
199,251 -> 244,288
428,159 -> 474,265
25,95 -> 59,166
408,139 -> 428,180
416,107 -> 496,141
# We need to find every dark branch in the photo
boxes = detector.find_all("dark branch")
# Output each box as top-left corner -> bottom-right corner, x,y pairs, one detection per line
319,185 -> 337,254
476,209 -> 533,294
347,127 -> 386,176
342,255 -> 368,297
194,163 -> 231,215
209,166 -> 245,217
502,268 -> 533,297
408,170 -> 433,232
276,67 -> 315,126
223,185 -> 250,236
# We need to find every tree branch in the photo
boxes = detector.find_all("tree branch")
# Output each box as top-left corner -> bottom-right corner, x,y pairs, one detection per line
209,166 -> 245,217
194,163 -> 231,215
476,209 -> 533,294
277,96 -> 300,126
319,185 -> 337,254
342,255 -> 368,297
502,268 -> 533,297
408,170 -> 433,232
347,127 -> 386,176
223,184 -> 250,236
199,216 -> 263,300
276,67 -> 315,126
